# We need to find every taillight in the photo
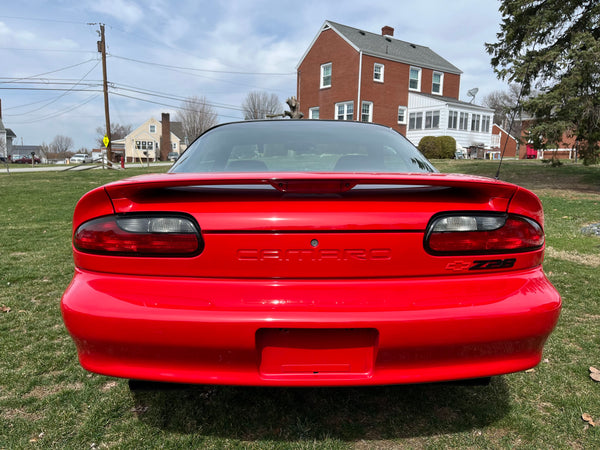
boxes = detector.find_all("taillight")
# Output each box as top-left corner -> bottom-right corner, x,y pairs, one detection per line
74,215 -> 201,256
425,213 -> 544,255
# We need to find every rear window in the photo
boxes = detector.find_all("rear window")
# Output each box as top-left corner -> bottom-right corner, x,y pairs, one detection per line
170,120 -> 436,174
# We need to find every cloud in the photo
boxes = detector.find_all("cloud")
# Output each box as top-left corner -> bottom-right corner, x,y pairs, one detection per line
86,0 -> 144,25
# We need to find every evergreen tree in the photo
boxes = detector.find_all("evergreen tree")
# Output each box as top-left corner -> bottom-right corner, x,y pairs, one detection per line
486,1 -> 600,164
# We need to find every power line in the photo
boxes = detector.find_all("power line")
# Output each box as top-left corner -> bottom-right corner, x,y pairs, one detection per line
9,93 -> 102,125
110,83 -> 245,112
0,59 -> 99,85
110,54 -> 292,95
0,88 -> 101,92
110,91 -> 242,121
109,54 -> 296,76
5,61 -> 101,117
0,15 -> 88,25
0,47 -> 97,54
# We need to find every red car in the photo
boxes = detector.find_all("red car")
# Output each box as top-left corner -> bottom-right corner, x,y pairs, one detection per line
61,120 -> 561,386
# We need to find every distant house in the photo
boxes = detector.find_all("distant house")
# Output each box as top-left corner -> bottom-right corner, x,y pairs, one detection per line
0,100 -> 15,159
296,20 -> 495,152
489,124 -> 519,159
519,119 -> 579,160
113,113 -> 187,162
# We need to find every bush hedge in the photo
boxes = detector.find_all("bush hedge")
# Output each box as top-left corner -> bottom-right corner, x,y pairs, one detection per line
418,136 -> 457,159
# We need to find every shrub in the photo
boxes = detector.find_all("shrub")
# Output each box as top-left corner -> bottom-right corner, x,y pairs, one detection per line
418,136 -> 456,159
418,136 -> 442,159
437,136 -> 457,159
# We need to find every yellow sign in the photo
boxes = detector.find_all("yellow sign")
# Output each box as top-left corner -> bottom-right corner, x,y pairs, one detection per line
103,135 -> 110,147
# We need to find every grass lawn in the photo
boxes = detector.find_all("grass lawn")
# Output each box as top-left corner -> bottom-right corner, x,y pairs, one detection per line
1,160 -> 599,448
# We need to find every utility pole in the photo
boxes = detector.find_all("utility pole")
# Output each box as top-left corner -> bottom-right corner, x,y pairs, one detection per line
97,24 -> 112,162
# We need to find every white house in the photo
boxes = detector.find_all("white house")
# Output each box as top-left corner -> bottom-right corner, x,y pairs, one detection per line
406,93 -> 495,151
113,113 -> 187,163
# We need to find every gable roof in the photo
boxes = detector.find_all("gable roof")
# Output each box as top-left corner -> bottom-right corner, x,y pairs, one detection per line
298,21 -> 462,75
168,121 -> 185,140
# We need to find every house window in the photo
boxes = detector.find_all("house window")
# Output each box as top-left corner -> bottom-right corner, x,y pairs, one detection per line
398,106 -> 407,124
172,142 -> 178,150
373,63 -> 384,82
149,124 -> 156,133
459,112 -> 469,131
432,72 -> 443,95
336,101 -> 354,120
320,63 -> 332,89
309,107 -> 320,119
448,111 -> 458,129
361,102 -> 373,122
409,67 -> 421,91
481,115 -> 491,133
471,114 -> 481,132
408,112 -> 423,130
425,110 -> 440,129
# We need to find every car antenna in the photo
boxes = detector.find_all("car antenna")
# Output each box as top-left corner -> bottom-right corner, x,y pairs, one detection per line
495,53 -> 533,181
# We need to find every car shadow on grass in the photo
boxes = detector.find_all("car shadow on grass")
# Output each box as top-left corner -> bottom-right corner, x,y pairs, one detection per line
129,377 -> 510,441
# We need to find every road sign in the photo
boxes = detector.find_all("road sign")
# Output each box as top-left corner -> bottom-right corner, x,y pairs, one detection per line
103,135 -> 109,147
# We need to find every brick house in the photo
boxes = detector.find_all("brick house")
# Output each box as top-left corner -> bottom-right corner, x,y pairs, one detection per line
297,21 -> 495,151
490,124 -> 519,159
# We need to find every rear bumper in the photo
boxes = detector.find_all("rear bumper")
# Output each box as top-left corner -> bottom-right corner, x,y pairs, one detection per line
61,267 -> 561,386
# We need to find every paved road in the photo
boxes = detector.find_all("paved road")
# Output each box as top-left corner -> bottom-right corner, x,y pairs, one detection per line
2,162 -> 172,173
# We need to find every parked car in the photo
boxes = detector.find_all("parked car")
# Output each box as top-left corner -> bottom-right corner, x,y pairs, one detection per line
167,151 -> 179,161
70,154 -> 93,164
12,154 -> 41,164
62,120 -> 561,387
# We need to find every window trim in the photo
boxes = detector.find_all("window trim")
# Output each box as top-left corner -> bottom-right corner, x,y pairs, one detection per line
373,63 -> 384,83
459,112 -> 469,131
361,101 -> 373,122
320,62 -> 332,89
481,115 -> 491,133
149,124 -> 156,133
471,113 -> 481,132
408,112 -> 423,130
309,107 -> 320,120
335,101 -> 354,121
397,106 -> 407,125
448,110 -> 458,129
432,71 -> 444,95
409,67 -> 421,91
424,110 -> 440,129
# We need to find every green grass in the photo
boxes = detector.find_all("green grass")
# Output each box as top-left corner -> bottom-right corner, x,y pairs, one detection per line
1,161 -> 599,448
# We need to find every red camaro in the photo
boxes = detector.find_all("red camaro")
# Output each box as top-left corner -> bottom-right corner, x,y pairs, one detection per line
61,120 -> 561,386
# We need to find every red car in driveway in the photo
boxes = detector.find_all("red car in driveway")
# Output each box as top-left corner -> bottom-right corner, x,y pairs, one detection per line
61,120 -> 561,386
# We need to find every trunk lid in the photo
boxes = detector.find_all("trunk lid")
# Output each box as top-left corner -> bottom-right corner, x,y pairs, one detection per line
75,173 -> 534,278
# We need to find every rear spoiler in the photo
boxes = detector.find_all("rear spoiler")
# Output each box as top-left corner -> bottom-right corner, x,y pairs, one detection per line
105,172 -> 518,196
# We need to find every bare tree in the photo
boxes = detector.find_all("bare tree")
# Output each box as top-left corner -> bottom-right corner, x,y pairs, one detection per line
175,96 -> 219,143
95,123 -> 132,148
50,135 -> 74,159
38,142 -> 50,160
482,84 -> 523,137
242,91 -> 283,120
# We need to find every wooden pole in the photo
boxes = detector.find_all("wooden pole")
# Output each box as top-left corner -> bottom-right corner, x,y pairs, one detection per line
98,24 -> 112,162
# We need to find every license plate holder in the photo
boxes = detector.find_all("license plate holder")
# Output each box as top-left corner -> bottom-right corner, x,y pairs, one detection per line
256,328 -> 378,378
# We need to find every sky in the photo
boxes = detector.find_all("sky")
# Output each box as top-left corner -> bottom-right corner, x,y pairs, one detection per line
0,0 -> 508,151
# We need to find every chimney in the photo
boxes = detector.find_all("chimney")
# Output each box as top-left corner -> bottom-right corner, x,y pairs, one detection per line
160,113 -> 171,161
381,26 -> 394,37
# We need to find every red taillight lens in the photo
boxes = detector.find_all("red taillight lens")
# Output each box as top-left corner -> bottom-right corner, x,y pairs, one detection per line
425,213 -> 544,255
74,215 -> 201,256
